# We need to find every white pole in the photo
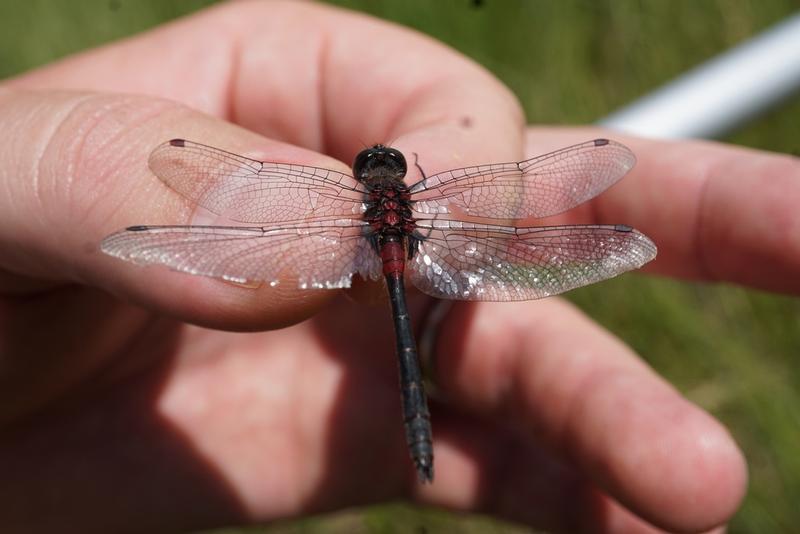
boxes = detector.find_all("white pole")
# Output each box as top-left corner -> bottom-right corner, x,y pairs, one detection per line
599,12 -> 800,139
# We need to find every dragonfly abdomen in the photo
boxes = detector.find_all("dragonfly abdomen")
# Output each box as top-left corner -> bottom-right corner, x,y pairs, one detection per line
380,236 -> 406,277
385,270 -> 434,483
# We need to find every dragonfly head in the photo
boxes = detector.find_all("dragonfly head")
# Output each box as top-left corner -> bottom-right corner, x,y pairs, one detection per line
353,144 -> 407,183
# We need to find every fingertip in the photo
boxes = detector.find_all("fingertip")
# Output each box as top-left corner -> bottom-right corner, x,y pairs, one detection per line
430,298 -> 746,532
640,406 -> 747,531
589,386 -> 747,532
422,406 -> 744,534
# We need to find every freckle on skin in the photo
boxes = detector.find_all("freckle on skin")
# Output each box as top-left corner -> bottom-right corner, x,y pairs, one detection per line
460,116 -> 473,129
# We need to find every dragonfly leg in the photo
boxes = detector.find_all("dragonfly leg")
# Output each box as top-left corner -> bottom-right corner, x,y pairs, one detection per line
412,152 -> 428,180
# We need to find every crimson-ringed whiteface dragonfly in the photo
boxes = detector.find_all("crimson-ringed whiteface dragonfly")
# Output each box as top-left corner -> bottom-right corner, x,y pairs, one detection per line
101,138 -> 657,483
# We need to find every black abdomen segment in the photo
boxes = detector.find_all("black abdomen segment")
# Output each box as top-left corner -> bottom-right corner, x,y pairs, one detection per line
385,271 -> 434,483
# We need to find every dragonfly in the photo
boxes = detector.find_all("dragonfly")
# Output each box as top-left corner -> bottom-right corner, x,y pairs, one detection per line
101,137 -> 657,483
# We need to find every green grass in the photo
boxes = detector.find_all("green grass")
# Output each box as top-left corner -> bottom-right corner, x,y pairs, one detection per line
2,1 -> 798,532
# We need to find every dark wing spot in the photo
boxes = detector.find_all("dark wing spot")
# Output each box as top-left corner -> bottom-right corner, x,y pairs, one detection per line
614,224 -> 633,232
594,138 -> 610,147
169,138 -> 186,147
126,225 -> 149,231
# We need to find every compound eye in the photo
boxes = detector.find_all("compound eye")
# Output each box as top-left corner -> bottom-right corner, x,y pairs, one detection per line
353,149 -> 376,178
387,149 -> 407,173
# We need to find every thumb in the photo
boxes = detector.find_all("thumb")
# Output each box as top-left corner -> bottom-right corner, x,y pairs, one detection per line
0,90 -> 346,330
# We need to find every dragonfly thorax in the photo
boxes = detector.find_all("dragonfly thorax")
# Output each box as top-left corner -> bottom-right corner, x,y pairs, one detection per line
364,181 -> 416,235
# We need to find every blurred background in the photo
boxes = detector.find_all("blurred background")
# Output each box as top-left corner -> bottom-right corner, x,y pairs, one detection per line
1,1 -> 798,532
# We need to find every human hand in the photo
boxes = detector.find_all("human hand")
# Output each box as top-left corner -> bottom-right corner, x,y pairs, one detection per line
1,1 -> 778,532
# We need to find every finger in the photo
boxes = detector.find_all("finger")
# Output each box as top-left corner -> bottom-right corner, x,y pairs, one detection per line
427,298 -> 746,532
6,0 -> 525,178
419,410 -> 727,533
527,127 -> 800,294
0,90 -> 350,330
6,2 -> 525,308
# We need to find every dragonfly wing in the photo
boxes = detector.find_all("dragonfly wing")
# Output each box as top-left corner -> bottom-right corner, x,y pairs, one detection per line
101,219 -> 381,288
149,139 -> 367,223
410,139 -> 635,219
409,220 -> 656,301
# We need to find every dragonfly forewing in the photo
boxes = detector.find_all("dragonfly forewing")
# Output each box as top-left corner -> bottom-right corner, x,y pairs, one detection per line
149,139 -> 367,224
409,139 -> 635,220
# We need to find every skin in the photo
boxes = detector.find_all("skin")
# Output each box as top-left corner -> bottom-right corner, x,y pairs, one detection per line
6,0 -> 799,531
